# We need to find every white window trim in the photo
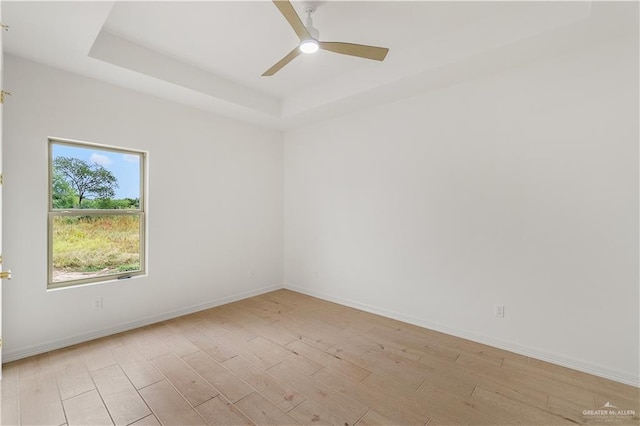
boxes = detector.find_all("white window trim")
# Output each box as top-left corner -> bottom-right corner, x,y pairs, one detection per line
47,137 -> 147,289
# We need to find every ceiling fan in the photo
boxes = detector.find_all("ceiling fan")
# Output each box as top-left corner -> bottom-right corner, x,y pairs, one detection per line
263,0 -> 389,76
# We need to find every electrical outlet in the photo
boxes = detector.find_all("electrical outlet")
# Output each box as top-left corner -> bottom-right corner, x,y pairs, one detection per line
93,297 -> 103,310
495,304 -> 505,318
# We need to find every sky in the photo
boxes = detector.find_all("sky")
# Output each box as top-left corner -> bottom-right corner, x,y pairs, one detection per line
52,143 -> 141,200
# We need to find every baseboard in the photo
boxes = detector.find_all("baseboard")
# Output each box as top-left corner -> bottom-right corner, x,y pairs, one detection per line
2,283 -> 283,363
284,284 -> 640,388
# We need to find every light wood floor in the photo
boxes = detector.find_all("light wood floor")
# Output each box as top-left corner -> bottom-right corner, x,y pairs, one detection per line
1,289 -> 638,426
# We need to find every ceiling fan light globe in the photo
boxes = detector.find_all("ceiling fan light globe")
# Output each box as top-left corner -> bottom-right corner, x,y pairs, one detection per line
299,39 -> 319,54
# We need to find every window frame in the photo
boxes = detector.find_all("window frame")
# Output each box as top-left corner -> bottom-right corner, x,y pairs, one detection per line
47,138 -> 147,289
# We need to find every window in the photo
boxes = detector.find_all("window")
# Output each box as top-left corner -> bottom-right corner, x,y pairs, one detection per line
48,138 -> 146,289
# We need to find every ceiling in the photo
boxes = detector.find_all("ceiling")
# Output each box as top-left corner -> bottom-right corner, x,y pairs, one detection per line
2,1 -> 637,129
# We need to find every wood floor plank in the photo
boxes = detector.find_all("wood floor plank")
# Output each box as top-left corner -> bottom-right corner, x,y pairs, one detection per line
400,322 -> 520,366
342,323 -> 424,362
280,347 -> 324,376
354,331 -> 424,362
416,386 -> 511,425
163,314 -> 202,335
287,340 -> 371,381
192,312 -> 235,338
129,414 -> 161,426
18,370 -> 66,426
454,353 -> 512,382
181,327 -> 237,362
361,372 -> 443,421
221,355 -> 306,412
465,372 -> 549,410
312,368 -> 427,425
195,396 -> 254,425
123,326 -> 171,361
434,358 -> 592,424
1,362 -> 21,425
249,293 -> 298,314
247,336 -> 298,362
43,347 -> 95,400
112,345 -> 163,390
151,323 -> 201,357
422,357 -> 543,404
416,367 -> 478,399
138,380 -> 206,426
1,361 -> 20,401
289,398 -> 357,426
507,369 -> 597,408
216,317 -> 259,341
300,303 -> 355,331
54,356 -> 95,401
81,340 -> 118,372
218,333 -> 283,370
149,352 -> 218,407
356,410 -> 400,426
63,389 -> 113,426
15,353 -> 52,381
268,362 -> 368,426
329,336 -> 430,390
1,395 -> 20,426
233,392 -> 300,425
470,385 -> 575,424
354,324 -> 460,364
244,321 -> 299,346
47,346 -> 82,370
548,395 -> 592,424
256,323 -> 299,346
182,351 -> 253,403
91,364 -> 151,426
521,357 -> 640,403
216,303 -> 276,326
277,316 -> 340,351
247,337 -> 323,376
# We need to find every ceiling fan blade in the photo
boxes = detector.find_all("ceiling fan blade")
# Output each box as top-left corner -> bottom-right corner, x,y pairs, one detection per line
262,47 -> 303,76
272,0 -> 311,41
319,42 -> 389,61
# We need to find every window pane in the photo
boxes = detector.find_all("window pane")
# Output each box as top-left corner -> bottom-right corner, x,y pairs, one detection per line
52,215 -> 141,283
51,143 -> 141,209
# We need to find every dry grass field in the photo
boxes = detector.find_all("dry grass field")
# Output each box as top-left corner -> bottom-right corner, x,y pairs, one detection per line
52,215 -> 140,280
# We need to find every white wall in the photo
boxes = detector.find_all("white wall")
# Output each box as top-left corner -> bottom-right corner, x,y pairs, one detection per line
2,55 -> 283,360
284,35 -> 639,386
